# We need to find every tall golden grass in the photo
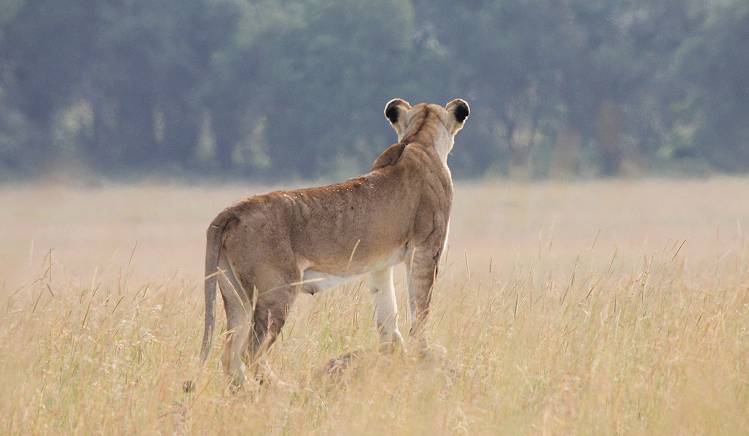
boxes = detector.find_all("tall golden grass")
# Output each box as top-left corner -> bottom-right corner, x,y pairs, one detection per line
1,178 -> 747,434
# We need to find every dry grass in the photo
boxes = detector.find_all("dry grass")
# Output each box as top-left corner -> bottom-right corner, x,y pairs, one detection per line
1,177 -> 748,435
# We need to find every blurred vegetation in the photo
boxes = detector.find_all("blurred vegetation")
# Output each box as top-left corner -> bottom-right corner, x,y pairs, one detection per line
0,0 -> 747,180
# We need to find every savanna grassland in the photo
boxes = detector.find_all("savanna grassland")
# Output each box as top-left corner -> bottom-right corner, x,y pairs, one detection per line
1,178 -> 748,435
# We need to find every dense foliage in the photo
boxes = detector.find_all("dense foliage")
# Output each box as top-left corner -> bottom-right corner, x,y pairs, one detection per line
0,0 -> 747,179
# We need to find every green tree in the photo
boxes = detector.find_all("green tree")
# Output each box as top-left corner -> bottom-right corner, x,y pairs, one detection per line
0,0 -> 97,173
670,1 -> 749,171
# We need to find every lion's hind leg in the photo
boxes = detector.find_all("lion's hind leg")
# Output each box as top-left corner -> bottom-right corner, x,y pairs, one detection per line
217,256 -> 253,389
248,265 -> 301,366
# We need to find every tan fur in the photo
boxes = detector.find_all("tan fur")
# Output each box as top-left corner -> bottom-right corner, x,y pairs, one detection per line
200,99 -> 470,387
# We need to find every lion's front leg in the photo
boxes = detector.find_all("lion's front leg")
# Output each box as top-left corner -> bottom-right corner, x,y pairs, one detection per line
369,267 -> 404,353
405,248 -> 440,356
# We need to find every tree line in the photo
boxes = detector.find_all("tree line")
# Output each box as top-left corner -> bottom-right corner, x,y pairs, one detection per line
1,0 -> 747,180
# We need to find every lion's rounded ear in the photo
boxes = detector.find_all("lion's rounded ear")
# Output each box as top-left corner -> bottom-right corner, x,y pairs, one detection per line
384,98 -> 411,124
446,99 -> 470,123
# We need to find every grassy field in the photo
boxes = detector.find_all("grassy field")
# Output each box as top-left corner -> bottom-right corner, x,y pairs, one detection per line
1,177 -> 748,434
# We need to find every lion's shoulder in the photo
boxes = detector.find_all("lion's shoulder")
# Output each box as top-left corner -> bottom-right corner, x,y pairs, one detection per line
371,141 -> 441,174
371,142 -> 407,170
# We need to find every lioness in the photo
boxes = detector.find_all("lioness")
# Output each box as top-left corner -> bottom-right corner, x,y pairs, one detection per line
200,98 -> 469,387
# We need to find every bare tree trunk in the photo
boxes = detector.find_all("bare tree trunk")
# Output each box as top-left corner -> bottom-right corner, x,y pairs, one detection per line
550,128 -> 582,178
596,100 -> 623,176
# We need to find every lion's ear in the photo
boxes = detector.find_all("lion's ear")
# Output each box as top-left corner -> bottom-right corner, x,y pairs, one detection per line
446,99 -> 470,124
445,99 -> 470,135
384,98 -> 411,126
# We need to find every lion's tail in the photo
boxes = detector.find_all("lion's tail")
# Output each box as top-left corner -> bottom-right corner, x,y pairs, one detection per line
199,209 -> 237,364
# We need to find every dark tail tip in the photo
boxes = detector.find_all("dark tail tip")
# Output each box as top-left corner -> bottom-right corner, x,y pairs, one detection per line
183,380 -> 196,393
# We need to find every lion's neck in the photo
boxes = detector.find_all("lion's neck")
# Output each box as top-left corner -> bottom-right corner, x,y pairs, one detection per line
399,131 -> 451,166
398,110 -> 453,166
432,131 -> 453,165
